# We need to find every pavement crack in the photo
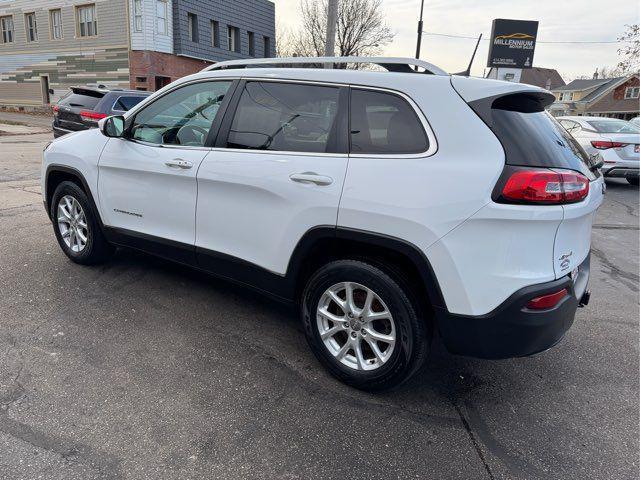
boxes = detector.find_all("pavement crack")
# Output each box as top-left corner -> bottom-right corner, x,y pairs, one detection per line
592,224 -> 639,231
454,403 -> 495,480
591,247 -> 639,291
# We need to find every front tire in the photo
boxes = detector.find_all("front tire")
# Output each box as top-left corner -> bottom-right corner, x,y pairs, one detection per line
627,177 -> 639,186
50,181 -> 113,265
301,260 -> 430,391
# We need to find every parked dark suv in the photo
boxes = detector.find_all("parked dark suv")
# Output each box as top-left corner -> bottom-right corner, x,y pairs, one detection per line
52,86 -> 151,138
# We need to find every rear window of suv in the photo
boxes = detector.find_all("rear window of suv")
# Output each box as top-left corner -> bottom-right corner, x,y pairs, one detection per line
58,90 -> 103,109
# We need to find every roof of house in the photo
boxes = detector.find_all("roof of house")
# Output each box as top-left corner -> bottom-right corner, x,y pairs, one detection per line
519,67 -> 565,90
554,78 -> 610,92
580,77 -> 626,102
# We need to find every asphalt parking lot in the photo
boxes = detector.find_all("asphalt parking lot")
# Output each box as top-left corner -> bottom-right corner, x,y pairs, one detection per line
0,115 -> 638,480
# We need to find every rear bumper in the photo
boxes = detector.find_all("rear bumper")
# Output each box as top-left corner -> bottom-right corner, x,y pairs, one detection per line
601,166 -> 639,179
437,253 -> 590,359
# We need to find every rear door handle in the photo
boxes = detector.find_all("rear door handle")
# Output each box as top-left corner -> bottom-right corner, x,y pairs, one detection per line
165,159 -> 193,169
289,172 -> 333,186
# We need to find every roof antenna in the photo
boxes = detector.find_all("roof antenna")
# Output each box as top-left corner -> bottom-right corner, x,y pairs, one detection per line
454,33 -> 482,76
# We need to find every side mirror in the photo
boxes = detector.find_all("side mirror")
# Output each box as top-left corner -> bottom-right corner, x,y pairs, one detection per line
48,88 -> 54,95
99,115 -> 125,138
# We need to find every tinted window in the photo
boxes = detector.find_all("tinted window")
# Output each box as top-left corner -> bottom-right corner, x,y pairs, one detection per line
587,119 -> 640,134
58,91 -> 103,109
350,89 -> 428,154
113,96 -> 146,112
492,109 -> 597,179
227,82 -> 340,153
131,81 -> 232,146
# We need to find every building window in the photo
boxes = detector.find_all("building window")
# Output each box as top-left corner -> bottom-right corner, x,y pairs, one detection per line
227,25 -> 239,52
49,9 -> 63,39
133,0 -> 143,32
263,36 -> 271,57
211,20 -> 220,47
248,31 -> 255,56
624,86 -> 640,99
156,0 -> 168,35
187,13 -> 198,42
0,15 -> 14,44
76,4 -> 97,37
24,12 -> 38,42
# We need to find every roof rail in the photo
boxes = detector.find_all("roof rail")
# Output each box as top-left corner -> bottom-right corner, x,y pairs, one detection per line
201,56 -> 448,76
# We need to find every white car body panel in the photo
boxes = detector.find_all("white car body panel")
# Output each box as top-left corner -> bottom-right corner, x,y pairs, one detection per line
196,149 -> 348,274
97,139 -> 209,245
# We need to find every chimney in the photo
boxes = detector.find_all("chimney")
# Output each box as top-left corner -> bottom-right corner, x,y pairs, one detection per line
593,68 -> 599,79
545,79 -> 551,90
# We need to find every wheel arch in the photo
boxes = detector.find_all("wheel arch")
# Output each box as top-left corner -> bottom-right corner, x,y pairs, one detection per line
44,165 -> 103,225
286,227 -> 447,316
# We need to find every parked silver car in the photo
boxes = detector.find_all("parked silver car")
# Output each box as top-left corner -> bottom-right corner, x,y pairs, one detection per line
558,116 -> 639,186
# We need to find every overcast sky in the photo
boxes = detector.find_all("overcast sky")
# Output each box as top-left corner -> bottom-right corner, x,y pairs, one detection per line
272,0 -> 635,79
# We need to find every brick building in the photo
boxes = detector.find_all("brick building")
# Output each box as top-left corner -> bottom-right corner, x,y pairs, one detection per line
0,0 -> 275,108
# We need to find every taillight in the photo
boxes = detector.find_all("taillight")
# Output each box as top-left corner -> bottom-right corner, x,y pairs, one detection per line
52,105 -> 59,113
526,288 -> 568,310
500,169 -> 589,205
591,140 -> 628,150
80,110 -> 107,120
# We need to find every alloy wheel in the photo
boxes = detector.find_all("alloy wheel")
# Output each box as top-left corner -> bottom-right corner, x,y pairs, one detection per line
316,282 -> 396,371
57,195 -> 88,253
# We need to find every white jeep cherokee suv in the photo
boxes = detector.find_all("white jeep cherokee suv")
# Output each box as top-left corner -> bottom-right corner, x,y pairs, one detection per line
42,57 -> 604,390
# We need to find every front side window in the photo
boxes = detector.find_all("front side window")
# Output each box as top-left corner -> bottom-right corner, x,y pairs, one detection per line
350,89 -> 428,154
0,16 -> 14,44
133,0 -> 143,32
156,0 -> 168,35
131,81 -> 232,146
227,82 -> 340,153
49,9 -> 63,39
77,4 -> 97,37
25,13 -> 37,42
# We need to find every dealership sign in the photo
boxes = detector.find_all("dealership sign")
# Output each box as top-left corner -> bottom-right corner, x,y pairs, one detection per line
487,19 -> 539,69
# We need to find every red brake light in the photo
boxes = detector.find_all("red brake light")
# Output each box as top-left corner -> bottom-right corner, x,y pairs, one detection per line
501,169 -> 589,205
80,110 -> 107,120
526,288 -> 568,310
52,105 -> 59,113
591,140 -> 628,150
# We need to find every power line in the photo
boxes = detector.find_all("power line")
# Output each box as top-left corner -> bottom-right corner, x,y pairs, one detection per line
422,31 -> 619,44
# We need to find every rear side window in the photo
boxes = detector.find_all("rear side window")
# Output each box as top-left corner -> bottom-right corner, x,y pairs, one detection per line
226,82 -> 340,153
58,91 -> 103,109
113,96 -> 146,112
350,89 -> 428,154
491,108 -> 597,179
586,119 -> 640,134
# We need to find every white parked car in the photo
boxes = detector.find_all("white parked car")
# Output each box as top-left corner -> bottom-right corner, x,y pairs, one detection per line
558,116 -> 640,186
629,116 -> 640,127
42,57 -> 603,390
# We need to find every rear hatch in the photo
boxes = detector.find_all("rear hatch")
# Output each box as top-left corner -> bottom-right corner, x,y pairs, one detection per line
54,88 -> 105,131
452,77 -> 604,281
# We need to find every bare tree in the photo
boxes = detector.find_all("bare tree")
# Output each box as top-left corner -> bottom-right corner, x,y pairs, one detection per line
283,0 -> 394,59
617,24 -> 640,73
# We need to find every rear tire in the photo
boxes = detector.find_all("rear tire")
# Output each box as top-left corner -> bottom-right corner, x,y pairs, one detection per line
627,177 -> 639,186
51,181 -> 113,265
301,260 -> 430,391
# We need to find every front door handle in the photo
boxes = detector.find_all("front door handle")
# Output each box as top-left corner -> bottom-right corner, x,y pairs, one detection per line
289,172 -> 333,186
165,159 -> 193,169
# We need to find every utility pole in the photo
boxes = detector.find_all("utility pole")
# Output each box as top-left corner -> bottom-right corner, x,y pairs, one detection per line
415,0 -> 425,60
325,0 -> 338,57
